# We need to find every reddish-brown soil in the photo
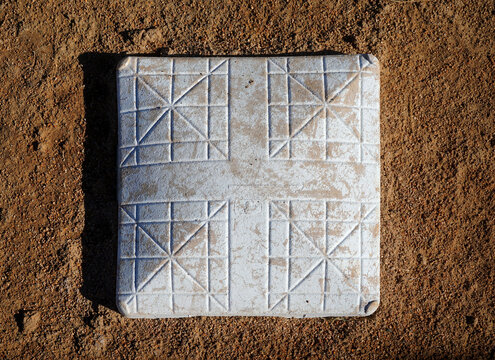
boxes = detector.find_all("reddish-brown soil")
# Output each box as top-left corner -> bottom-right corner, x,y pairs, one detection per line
0,0 -> 494,358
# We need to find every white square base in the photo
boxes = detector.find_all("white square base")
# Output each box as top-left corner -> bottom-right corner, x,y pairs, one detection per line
116,55 -> 380,317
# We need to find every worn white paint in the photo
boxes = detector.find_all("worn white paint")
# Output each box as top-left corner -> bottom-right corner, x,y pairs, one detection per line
116,55 -> 380,318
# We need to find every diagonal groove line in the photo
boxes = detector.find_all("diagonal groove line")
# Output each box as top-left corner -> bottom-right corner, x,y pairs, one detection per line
326,259 -> 360,293
270,201 -> 290,220
208,141 -> 228,158
138,108 -> 171,144
269,260 -> 324,310
121,205 -> 136,222
173,259 -> 227,310
208,294 -> 227,311
120,147 -> 136,166
120,106 -> 169,114
136,75 -> 170,106
269,140 -> 288,158
172,202 -> 226,256
361,204 -> 378,222
362,144 -> 378,160
137,223 -> 169,255
173,107 -> 227,158
270,201 -> 288,218
269,106 -> 324,156
360,54 -> 371,70
172,259 -> 208,290
125,294 -> 136,305
325,59 -> 371,144
327,72 -> 360,102
268,292 -> 286,311
268,59 -> 287,73
173,107 -> 208,138
125,259 -> 169,304
290,106 -> 324,139
327,61 -> 369,103
271,201 -> 325,256
327,106 -> 361,142
208,201 -> 227,219
287,73 -> 323,102
119,212 -> 135,224
172,60 -> 227,105
288,259 -> 324,293
291,222 -> 326,256
136,259 -> 170,292
269,58 -> 323,102
326,222 -> 360,256
209,59 -> 228,73
172,221 -> 207,256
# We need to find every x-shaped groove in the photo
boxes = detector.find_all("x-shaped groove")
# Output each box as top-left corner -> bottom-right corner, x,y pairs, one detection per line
122,201 -> 228,310
269,200 -> 368,309
268,56 -> 372,157
121,59 -> 228,166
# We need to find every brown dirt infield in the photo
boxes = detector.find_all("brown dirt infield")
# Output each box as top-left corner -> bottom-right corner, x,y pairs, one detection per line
0,0 -> 494,358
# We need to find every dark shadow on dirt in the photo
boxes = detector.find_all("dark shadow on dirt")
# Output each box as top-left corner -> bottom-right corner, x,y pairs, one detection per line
79,53 -> 125,311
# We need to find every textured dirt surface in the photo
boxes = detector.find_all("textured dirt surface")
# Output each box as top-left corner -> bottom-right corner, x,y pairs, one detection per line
0,0 -> 494,358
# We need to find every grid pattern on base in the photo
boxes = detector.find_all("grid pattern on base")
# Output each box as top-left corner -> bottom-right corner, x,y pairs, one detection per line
117,200 -> 230,315
117,55 -> 380,317
267,200 -> 379,314
266,56 -> 379,163
118,57 -> 230,167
